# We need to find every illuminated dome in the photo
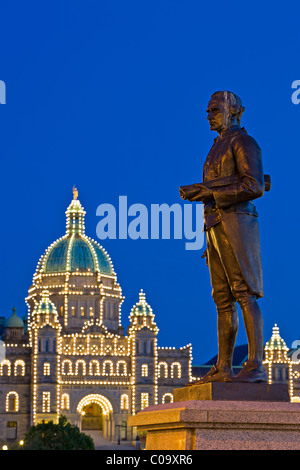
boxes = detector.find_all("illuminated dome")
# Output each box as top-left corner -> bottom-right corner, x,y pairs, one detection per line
264,324 -> 289,363
128,289 -> 159,335
33,291 -> 56,315
35,190 -> 114,276
130,290 -> 154,317
265,324 -> 288,351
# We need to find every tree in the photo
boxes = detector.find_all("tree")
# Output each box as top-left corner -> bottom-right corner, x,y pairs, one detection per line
22,415 -> 94,450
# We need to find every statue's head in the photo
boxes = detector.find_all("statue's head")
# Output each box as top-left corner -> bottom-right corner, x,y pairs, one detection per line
206,91 -> 245,133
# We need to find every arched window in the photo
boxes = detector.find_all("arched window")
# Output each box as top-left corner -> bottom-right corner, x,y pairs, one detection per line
6,392 -> 19,412
158,362 -> 168,378
171,362 -> 181,378
61,393 -> 70,410
103,360 -> 113,376
162,393 -> 173,404
1,360 -> 11,376
14,360 -> 25,376
75,360 -> 86,376
43,362 -> 51,376
62,360 -> 73,375
141,364 -> 148,377
89,360 -> 100,376
120,394 -> 129,410
116,360 -> 127,376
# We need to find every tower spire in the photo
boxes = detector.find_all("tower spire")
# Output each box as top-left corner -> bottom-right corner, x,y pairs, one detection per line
65,188 -> 86,235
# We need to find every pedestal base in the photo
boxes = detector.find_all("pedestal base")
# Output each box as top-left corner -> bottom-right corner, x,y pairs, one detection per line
128,400 -> 300,450
174,382 -> 290,402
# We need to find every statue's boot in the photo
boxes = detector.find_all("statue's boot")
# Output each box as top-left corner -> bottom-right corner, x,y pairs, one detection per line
231,299 -> 267,383
186,364 -> 234,386
231,360 -> 268,383
186,307 -> 238,386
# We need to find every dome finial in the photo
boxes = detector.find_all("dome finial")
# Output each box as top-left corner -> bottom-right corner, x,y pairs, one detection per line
73,185 -> 78,200
139,289 -> 146,303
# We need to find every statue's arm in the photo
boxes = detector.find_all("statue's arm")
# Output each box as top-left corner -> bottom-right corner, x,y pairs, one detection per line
212,134 -> 264,209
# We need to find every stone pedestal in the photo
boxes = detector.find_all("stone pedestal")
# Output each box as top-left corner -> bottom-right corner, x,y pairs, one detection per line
174,382 -> 290,402
128,384 -> 300,450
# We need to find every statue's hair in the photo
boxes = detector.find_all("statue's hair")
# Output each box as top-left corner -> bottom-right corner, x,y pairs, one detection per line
211,91 -> 245,125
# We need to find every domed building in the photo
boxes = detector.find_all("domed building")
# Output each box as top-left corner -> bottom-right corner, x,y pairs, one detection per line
27,193 -> 122,335
0,190 -> 192,444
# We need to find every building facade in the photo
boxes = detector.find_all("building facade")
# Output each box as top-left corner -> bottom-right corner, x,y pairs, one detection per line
0,192 -> 192,444
2,191 -> 298,446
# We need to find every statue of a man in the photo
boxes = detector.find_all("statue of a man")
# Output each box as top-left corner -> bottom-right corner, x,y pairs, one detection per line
183,91 -> 268,383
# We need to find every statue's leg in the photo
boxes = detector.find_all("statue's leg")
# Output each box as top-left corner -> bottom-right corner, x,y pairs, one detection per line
191,228 -> 238,384
223,260 -> 267,381
239,297 -> 264,364
207,222 -> 267,383
217,306 -> 239,374
233,297 -> 267,382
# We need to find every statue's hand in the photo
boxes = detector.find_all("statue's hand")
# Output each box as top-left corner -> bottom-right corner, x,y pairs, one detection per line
179,188 -> 187,200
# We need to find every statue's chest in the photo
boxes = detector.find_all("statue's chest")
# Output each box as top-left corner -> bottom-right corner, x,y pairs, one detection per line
203,138 -> 237,181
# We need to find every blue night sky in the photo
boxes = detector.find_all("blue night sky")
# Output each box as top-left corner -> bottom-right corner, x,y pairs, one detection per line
0,0 -> 299,365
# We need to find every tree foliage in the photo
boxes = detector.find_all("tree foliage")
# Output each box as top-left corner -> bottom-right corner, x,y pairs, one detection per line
22,415 -> 94,450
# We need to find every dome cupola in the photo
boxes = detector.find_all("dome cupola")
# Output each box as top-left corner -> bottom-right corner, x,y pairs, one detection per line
4,307 -> 25,341
32,290 -> 61,330
128,290 -> 158,334
35,187 -> 114,276
5,307 -> 24,329
130,290 -> 154,317
265,324 -> 289,362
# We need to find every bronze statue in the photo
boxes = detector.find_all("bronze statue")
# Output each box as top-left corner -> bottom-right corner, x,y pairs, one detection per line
73,186 -> 78,200
180,91 -> 269,383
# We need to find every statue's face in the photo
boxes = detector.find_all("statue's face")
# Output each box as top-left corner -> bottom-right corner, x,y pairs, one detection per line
206,98 -> 230,132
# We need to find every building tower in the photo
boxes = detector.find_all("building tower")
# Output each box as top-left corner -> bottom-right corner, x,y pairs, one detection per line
128,290 -> 159,414
31,291 -> 62,424
264,324 -> 292,396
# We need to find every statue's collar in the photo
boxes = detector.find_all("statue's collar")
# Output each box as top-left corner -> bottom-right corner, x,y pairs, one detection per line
214,125 -> 241,143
